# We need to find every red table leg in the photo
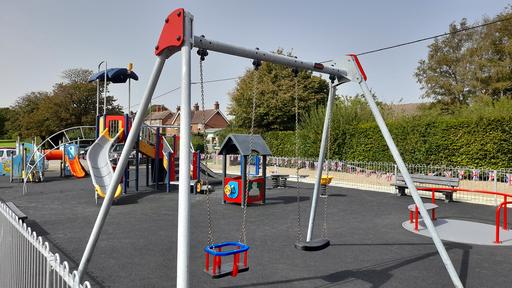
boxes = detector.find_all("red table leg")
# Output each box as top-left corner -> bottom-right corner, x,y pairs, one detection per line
415,205 -> 419,231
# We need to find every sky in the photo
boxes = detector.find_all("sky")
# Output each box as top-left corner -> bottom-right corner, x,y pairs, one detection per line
1,0 -> 510,115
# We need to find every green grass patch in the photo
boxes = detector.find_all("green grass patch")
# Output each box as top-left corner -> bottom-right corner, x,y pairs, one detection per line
0,139 -> 16,148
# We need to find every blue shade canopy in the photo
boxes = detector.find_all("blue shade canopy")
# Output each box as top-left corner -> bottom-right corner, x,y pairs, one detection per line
88,68 -> 139,83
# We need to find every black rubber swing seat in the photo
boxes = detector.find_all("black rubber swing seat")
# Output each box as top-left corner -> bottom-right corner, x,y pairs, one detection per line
294,238 -> 330,251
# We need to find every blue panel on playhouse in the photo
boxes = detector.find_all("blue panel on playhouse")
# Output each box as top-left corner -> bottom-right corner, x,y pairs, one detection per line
225,181 -> 239,199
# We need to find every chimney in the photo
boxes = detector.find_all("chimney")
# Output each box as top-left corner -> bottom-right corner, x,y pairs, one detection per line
193,103 -> 199,111
176,105 -> 180,112
214,101 -> 220,110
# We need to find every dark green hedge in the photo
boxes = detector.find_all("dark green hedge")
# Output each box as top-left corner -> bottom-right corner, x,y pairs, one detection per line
261,131 -> 295,157
341,116 -> 512,168
258,116 -> 512,168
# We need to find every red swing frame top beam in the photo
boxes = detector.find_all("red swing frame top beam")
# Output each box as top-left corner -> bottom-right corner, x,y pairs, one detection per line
155,8 -> 185,57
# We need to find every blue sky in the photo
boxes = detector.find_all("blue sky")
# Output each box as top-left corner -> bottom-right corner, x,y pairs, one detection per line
1,1 -> 509,114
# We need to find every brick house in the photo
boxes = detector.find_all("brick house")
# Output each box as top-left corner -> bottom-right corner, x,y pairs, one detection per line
168,101 -> 229,134
168,101 -> 229,151
145,101 -> 229,151
144,105 -> 174,127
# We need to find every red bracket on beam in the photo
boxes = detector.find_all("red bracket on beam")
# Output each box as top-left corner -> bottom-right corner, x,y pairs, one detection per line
155,8 -> 185,57
347,53 -> 367,81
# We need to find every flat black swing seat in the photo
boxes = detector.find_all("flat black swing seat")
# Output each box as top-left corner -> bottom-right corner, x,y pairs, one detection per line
295,238 -> 330,251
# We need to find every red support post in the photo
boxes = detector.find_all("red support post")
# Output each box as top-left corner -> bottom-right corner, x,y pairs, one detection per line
205,253 -> 209,272
213,256 -> 218,274
170,153 -> 176,181
218,247 -> 222,270
192,152 -> 198,180
415,205 -> 419,231
232,254 -> 239,277
431,189 -> 436,220
496,204 -> 502,244
504,196 -> 508,230
409,210 -> 413,223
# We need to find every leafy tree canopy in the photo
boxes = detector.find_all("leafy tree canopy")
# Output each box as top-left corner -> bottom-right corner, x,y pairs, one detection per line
228,49 -> 330,131
8,68 -> 122,139
62,68 -> 93,84
0,107 -> 13,138
415,6 -> 512,105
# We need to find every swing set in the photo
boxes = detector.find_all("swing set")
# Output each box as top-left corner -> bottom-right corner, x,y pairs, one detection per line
198,49 -> 253,278
76,8 -> 464,288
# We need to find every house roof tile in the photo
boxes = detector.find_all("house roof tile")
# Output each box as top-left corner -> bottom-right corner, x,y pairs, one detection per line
145,110 -> 174,120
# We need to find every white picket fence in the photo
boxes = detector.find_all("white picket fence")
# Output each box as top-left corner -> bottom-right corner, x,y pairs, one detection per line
0,202 -> 91,288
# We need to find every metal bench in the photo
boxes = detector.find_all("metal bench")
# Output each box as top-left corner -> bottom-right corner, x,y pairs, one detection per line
5,201 -> 28,223
393,174 -> 459,202
269,174 -> 289,188
408,203 -> 438,231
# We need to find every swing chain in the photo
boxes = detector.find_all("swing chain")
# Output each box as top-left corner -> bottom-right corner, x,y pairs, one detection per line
198,48 -> 214,246
240,58 -> 261,244
292,68 -> 303,243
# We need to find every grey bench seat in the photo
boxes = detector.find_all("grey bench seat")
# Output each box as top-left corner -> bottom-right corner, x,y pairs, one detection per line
393,174 -> 459,202
269,174 -> 289,188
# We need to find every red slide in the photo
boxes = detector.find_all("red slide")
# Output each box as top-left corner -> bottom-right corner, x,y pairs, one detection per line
65,156 -> 86,178
44,150 -> 86,178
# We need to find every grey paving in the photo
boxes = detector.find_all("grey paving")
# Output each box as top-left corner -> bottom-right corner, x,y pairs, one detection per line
1,169 -> 512,287
403,218 -> 512,246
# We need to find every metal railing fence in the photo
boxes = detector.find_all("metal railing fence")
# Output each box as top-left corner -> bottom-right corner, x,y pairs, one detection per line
207,154 -> 512,206
0,202 -> 91,288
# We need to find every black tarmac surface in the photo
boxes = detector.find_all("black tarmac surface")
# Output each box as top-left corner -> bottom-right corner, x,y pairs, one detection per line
1,170 -> 511,287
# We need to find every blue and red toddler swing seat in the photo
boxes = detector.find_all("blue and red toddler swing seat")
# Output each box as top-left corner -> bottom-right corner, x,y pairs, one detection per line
204,241 -> 249,278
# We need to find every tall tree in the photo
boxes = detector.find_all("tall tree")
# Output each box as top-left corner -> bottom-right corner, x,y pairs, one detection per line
472,9 -> 512,100
0,107 -> 13,138
416,6 -> 512,105
62,68 -> 93,84
8,69 -> 122,139
8,91 -> 51,139
228,50 -> 329,131
415,19 -> 479,105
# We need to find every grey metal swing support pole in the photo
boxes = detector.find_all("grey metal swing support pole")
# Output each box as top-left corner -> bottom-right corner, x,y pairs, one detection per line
305,81 -> 340,242
343,55 -> 463,287
76,55 -> 167,283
